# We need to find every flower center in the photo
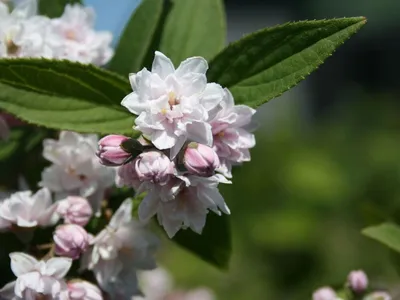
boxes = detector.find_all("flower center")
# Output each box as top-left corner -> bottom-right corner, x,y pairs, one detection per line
6,38 -> 19,56
217,131 -> 225,138
65,30 -> 76,40
66,166 -> 87,181
168,91 -> 179,108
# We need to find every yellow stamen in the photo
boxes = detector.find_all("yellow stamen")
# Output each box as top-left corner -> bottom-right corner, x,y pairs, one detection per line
218,131 -> 225,138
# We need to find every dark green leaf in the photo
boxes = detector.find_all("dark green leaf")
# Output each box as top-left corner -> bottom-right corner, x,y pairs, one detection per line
39,0 -> 82,18
208,17 -> 366,108
362,222 -> 400,253
171,213 -> 231,270
109,0 -> 164,75
159,0 -> 226,64
0,59 -> 136,135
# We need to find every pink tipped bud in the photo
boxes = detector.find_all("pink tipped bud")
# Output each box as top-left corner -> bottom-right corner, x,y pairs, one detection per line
54,224 -> 89,260
97,134 -> 131,166
57,196 -> 93,226
348,270 -> 368,293
312,287 -> 337,300
135,151 -> 175,184
68,280 -> 103,300
184,143 -> 220,177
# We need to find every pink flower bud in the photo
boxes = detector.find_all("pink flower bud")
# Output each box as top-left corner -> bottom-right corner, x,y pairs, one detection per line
97,134 -> 131,166
348,270 -> 368,293
54,224 -> 89,260
57,196 -> 93,226
184,143 -> 220,177
68,280 -> 103,300
135,151 -> 175,184
312,287 -> 337,300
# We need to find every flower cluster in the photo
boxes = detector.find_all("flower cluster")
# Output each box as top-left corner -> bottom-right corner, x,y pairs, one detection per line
98,51 -> 256,238
313,270 -> 391,300
0,131 -> 160,299
0,0 -> 113,65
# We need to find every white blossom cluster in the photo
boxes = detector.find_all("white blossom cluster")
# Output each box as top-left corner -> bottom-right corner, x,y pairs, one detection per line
98,51 -> 256,238
0,0 -> 113,65
0,131 -> 160,299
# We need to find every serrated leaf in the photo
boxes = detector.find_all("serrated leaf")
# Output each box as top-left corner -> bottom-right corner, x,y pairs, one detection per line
159,0 -> 226,65
362,223 -> 400,253
0,59 -> 135,135
39,0 -> 82,18
109,0 -> 164,75
208,17 -> 366,108
171,213 -> 231,270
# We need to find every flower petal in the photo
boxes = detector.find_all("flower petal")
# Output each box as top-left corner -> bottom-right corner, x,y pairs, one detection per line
138,192 -> 159,222
186,122 -> 213,146
152,130 -> 177,150
175,56 -> 208,77
45,257 -> 72,279
109,198 -> 133,229
0,281 -> 16,299
151,51 -> 175,79
10,252 -> 37,276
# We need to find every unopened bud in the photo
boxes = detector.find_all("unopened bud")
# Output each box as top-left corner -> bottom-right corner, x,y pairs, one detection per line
57,196 -> 92,226
97,135 -> 131,166
54,224 -> 89,260
312,287 -> 337,300
183,143 -> 219,176
135,151 -> 175,184
348,270 -> 368,293
365,291 -> 392,300
67,280 -> 103,300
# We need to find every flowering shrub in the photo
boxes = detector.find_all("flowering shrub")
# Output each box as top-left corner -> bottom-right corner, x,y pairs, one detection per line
0,0 -> 367,299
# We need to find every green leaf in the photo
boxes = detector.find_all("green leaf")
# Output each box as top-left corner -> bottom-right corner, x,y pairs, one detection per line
171,213 -> 231,270
0,59 -> 135,135
362,222 -> 400,253
108,0 -> 164,75
208,17 -> 366,108
39,0 -> 82,18
159,0 -> 226,65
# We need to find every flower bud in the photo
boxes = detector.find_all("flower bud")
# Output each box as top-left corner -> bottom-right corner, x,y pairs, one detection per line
312,287 -> 337,300
97,135 -> 131,166
68,280 -> 103,300
365,292 -> 392,300
135,151 -> 175,184
57,196 -> 93,226
54,224 -> 89,259
348,270 -> 368,293
183,143 -> 220,176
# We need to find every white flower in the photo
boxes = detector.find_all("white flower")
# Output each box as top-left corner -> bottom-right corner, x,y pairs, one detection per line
67,280 -> 103,300
133,268 -> 172,300
40,131 -> 115,215
138,174 -> 231,238
81,199 -> 159,299
0,0 -> 55,58
209,89 -> 256,178
49,4 -> 113,66
121,51 -> 225,157
0,252 -> 72,300
0,188 -> 58,230
133,268 -> 215,300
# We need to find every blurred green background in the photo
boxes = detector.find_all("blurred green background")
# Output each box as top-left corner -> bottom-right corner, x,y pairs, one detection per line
157,0 -> 400,297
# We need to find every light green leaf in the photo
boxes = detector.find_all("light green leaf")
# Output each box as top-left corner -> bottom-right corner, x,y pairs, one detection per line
39,0 -> 82,18
362,222 -> 400,253
208,17 -> 366,108
109,0 -> 164,75
0,59 -> 135,135
171,213 -> 231,270
159,0 -> 226,65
